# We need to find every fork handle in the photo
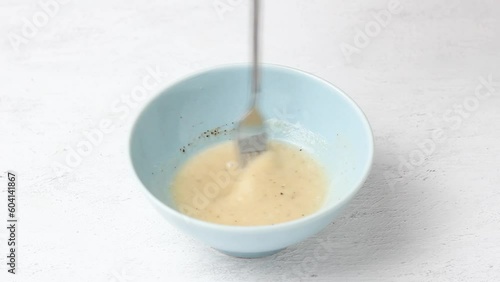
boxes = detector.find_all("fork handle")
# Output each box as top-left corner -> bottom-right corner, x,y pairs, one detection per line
251,0 -> 261,107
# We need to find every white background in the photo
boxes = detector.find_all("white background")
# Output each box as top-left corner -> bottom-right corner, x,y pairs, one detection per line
1,0 -> 500,281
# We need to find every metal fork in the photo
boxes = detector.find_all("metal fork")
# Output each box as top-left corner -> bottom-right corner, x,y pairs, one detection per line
236,0 -> 267,168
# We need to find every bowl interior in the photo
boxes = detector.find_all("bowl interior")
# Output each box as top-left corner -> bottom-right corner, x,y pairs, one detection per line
130,65 -> 373,219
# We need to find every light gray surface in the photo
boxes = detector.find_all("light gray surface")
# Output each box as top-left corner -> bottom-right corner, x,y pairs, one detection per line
1,0 -> 499,281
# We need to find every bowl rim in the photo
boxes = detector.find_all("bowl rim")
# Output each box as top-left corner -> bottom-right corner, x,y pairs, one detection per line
128,63 -> 374,232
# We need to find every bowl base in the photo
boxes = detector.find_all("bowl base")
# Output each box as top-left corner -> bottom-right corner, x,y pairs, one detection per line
215,248 -> 285,258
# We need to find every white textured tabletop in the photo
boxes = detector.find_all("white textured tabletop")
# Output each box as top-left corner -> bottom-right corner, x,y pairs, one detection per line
1,0 -> 499,281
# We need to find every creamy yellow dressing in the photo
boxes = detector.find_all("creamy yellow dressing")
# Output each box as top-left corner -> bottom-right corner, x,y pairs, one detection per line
171,140 -> 327,226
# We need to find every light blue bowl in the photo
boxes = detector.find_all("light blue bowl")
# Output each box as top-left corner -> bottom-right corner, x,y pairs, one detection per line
129,64 -> 373,258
